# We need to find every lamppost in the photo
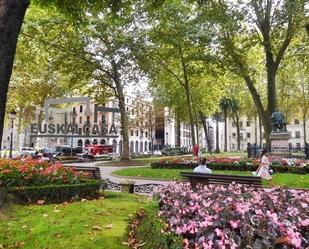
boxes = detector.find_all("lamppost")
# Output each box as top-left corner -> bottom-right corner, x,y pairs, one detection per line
9,110 -> 17,158
165,132 -> 168,147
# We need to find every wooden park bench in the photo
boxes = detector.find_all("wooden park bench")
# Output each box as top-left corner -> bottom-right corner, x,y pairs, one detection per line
180,172 -> 262,188
64,166 -> 102,180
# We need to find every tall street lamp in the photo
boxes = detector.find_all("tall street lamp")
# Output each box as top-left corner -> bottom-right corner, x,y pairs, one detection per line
9,110 -> 17,158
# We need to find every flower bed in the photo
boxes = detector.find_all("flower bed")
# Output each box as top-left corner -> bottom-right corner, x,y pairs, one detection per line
157,182 -> 309,248
0,159 -> 88,187
0,159 -> 102,203
151,157 -> 309,174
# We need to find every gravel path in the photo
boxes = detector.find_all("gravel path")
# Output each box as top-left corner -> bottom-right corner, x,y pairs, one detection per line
64,161 -> 169,185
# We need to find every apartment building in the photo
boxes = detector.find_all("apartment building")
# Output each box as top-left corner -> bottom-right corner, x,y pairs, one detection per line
227,116 -> 309,151
33,94 -> 153,154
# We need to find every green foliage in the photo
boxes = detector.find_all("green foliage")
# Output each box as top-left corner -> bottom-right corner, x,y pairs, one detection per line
128,204 -> 183,249
150,162 -> 309,174
7,180 -> 102,204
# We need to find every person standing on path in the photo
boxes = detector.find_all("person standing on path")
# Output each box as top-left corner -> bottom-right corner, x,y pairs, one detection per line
254,149 -> 272,180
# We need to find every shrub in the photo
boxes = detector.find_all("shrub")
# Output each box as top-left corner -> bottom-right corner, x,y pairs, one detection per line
7,180 -> 103,204
151,162 -> 309,174
0,159 -> 88,187
156,182 -> 309,249
126,203 -> 183,249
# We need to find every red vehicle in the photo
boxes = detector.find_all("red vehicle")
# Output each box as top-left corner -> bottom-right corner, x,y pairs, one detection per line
84,144 -> 113,155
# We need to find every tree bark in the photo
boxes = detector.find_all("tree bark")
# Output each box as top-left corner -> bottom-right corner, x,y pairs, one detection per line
303,112 -> 307,145
111,62 -> 130,161
0,0 -> 29,154
236,116 -> 240,151
200,116 -> 211,153
184,82 -> 196,145
175,117 -> 181,147
259,117 -> 263,147
254,115 -> 257,145
215,120 -> 220,152
224,108 -> 227,151
179,46 -> 196,146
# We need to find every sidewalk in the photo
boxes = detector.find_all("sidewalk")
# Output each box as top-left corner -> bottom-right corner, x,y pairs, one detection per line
64,161 -> 169,185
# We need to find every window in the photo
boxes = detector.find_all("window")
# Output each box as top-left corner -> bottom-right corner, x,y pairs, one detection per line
78,128 -> 82,134
145,132 -> 148,137
72,117 -> 76,124
295,119 -> 300,125
247,132 -> 251,139
239,121 -> 243,128
240,133 -> 244,140
79,117 -> 82,124
296,143 -> 301,148
73,107 -> 76,114
295,131 -> 301,138
246,120 -> 250,127
130,130 -> 134,136
232,133 -> 236,138
141,130 -> 144,137
102,114 -> 106,125
136,130 -> 139,137
79,105 -> 83,113
126,107 -> 129,112
132,109 -> 134,115
126,98 -> 129,103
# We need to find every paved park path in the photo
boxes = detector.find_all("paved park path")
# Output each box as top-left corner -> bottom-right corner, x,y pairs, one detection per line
64,161 -> 169,185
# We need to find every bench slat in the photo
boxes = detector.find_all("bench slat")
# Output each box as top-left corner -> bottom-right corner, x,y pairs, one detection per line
64,166 -> 102,180
181,172 -> 262,187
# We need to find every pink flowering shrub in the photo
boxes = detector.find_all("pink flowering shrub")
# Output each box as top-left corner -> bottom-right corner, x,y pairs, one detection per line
0,159 -> 88,187
156,182 -> 309,248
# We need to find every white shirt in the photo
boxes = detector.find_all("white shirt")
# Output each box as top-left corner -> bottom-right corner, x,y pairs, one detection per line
193,165 -> 212,174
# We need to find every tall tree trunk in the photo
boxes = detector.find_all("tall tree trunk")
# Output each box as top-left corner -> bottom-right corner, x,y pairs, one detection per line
303,112 -> 307,145
176,117 -> 181,147
179,47 -> 195,146
259,117 -> 263,147
111,61 -> 129,161
0,0 -> 29,154
184,82 -> 196,145
236,116 -> 240,151
200,116 -> 211,153
215,121 -> 220,152
224,108 -> 227,151
254,115 -> 258,145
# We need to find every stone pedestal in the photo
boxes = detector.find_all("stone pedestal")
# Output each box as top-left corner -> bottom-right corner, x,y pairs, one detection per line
269,132 -> 291,157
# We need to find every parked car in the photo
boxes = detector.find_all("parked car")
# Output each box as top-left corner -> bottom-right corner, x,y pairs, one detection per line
84,144 -> 114,156
161,147 -> 187,156
20,147 -> 36,156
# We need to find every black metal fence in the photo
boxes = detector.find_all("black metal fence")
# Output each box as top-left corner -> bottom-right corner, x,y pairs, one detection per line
105,180 -> 163,194
247,143 -> 309,159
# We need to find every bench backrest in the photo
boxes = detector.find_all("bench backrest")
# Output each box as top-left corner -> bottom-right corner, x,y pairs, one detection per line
180,172 -> 262,187
64,166 -> 102,180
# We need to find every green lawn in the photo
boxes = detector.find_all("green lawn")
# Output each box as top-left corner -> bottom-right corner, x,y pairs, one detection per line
0,192 -> 148,249
113,167 -> 309,189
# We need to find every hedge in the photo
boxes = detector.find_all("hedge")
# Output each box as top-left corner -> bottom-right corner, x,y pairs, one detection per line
127,203 -> 182,249
7,180 -> 103,204
151,162 -> 309,174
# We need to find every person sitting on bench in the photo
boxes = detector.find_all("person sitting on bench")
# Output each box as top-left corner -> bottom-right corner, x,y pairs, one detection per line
193,157 -> 212,174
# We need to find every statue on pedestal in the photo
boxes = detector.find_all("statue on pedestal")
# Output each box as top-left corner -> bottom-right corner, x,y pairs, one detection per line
270,111 -> 287,132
